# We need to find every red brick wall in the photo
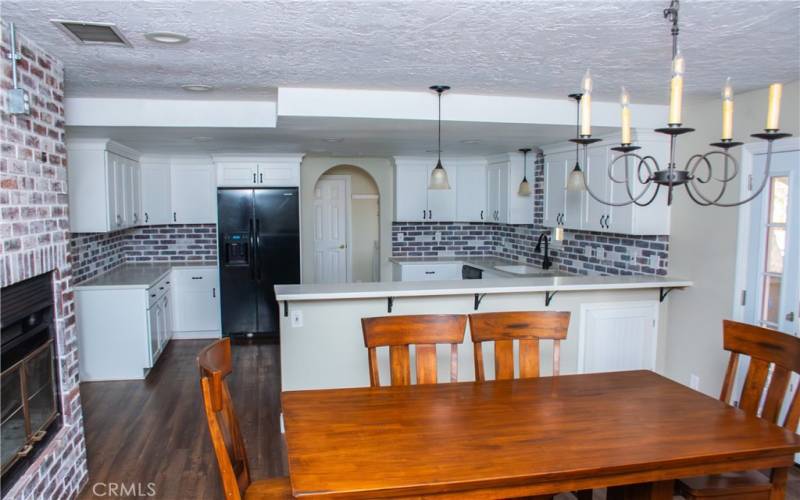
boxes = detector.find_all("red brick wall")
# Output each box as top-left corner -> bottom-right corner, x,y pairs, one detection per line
1,21 -> 88,499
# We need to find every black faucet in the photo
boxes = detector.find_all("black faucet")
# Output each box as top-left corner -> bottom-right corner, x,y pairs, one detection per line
534,231 -> 552,270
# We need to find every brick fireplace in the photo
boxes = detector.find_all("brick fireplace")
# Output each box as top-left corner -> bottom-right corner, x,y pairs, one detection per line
1,20 -> 88,498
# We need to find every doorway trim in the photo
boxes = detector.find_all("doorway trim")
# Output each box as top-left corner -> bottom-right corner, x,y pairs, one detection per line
315,174 -> 353,283
733,137 -> 800,321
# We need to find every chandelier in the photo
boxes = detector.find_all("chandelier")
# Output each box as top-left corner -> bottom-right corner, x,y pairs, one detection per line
567,0 -> 792,207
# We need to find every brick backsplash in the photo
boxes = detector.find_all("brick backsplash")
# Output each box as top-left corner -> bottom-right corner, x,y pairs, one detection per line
392,154 -> 670,276
71,224 -> 217,284
0,20 -> 88,499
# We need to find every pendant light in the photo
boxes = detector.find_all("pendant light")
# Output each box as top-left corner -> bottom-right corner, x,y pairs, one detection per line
566,92 -> 587,192
518,148 -> 532,196
429,85 -> 451,190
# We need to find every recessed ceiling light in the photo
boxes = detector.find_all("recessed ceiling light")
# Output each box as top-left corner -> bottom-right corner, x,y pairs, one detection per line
323,138 -> 344,143
460,139 -> 481,144
145,31 -> 190,44
191,136 -> 213,142
181,84 -> 214,92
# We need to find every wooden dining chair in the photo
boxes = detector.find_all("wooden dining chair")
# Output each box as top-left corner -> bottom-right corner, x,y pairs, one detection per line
361,314 -> 467,387
468,311 -> 570,380
198,338 -> 292,500
677,320 -> 800,500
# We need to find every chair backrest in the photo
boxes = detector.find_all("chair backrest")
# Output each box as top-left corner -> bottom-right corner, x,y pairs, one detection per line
719,320 -> 800,430
198,338 -> 250,500
468,311 -> 570,381
361,314 -> 467,387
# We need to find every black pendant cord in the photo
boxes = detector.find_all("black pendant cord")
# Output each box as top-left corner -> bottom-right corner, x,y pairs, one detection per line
437,90 -> 442,164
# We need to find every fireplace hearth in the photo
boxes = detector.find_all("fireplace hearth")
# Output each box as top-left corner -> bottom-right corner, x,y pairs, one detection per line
1,272 -> 62,493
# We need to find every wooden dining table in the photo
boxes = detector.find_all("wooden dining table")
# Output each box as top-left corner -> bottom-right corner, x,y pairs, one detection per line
281,370 -> 800,499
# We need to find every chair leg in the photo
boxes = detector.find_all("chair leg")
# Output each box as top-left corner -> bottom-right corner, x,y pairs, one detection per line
575,489 -> 593,500
608,481 -> 672,500
769,467 -> 788,500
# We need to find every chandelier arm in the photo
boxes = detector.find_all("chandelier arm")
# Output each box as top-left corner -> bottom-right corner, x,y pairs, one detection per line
687,154 -> 713,183
581,145 -> 637,207
628,157 -> 663,207
620,155 -> 660,205
700,151 -> 740,182
699,140 -> 775,207
686,150 -> 748,205
635,182 -> 663,207
683,181 -> 716,206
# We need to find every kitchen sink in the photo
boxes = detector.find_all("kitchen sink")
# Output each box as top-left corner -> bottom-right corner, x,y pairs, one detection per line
494,264 -> 546,275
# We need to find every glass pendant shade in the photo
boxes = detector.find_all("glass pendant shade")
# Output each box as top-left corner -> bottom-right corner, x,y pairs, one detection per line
566,163 -> 586,192
518,177 -> 531,196
429,160 -> 451,190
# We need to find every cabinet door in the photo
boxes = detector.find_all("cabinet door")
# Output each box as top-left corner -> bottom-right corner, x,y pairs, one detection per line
394,163 -> 429,221
141,162 -> 172,225
486,163 -> 504,222
578,301 -> 658,373
456,163 -> 487,222
582,145 -> 612,232
427,165 -> 457,221
163,292 -> 173,342
505,155 -> 534,224
170,161 -> 217,223
543,153 -> 568,227
110,153 -> 127,230
217,162 -> 258,187
158,295 -> 169,350
147,302 -> 161,367
131,161 -> 142,226
123,158 -> 136,228
256,163 -> 300,187
172,269 -> 221,333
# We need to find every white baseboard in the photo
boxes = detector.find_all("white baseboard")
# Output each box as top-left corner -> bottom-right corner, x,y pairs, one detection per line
171,330 -> 221,340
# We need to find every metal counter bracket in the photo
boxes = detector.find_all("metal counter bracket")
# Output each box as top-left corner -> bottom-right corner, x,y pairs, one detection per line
284,300 -> 288,317
474,293 -> 487,310
659,287 -> 675,302
545,291 -> 557,307
388,297 -> 394,313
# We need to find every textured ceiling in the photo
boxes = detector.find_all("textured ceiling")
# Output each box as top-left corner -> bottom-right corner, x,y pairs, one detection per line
5,0 -> 799,103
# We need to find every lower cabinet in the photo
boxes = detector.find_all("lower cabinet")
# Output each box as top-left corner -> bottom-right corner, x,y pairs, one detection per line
171,267 -> 221,339
577,301 -> 659,373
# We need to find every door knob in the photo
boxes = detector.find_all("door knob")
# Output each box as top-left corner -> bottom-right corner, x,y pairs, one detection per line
787,311 -> 795,322
338,244 -> 346,249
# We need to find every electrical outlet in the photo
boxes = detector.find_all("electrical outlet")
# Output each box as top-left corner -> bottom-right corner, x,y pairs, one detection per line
396,232 -> 404,242
689,374 -> 700,390
648,254 -> 659,268
291,309 -> 304,328
434,231 -> 441,241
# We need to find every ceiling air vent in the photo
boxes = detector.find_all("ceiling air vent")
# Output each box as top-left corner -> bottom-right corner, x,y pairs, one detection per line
51,20 -> 132,47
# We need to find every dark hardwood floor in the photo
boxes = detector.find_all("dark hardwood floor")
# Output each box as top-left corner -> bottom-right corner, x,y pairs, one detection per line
78,340 -> 800,499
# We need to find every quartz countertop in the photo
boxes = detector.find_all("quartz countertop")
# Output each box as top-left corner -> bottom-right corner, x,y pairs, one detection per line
389,256 -> 568,278
75,262 -> 216,290
275,274 -> 692,302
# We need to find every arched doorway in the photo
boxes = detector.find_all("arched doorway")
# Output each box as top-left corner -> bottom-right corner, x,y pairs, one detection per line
313,165 -> 380,283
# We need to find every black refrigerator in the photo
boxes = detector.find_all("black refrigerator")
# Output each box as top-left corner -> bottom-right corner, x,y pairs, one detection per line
217,188 -> 300,339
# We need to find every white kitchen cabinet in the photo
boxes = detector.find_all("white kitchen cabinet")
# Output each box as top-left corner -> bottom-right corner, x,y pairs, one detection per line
542,133 -> 671,235
140,156 -> 172,225
398,263 -> 462,281
486,153 -> 534,224
214,155 -> 303,187
170,157 -> 217,224
578,301 -> 659,373
67,140 -> 141,233
393,157 -> 457,222
171,267 -> 221,338
455,161 -> 488,222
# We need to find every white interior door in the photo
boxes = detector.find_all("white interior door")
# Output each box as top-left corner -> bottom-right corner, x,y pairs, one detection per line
314,176 -> 350,283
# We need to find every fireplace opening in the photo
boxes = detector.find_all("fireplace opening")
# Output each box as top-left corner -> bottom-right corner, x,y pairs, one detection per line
1,272 -> 63,494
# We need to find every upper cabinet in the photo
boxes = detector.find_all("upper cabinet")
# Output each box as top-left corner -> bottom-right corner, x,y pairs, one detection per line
393,157 -> 458,222
542,132 -> 671,235
455,160 -> 488,222
170,157 -> 217,224
67,139 -> 141,233
486,153 -> 534,224
214,155 -> 303,187
140,156 -> 172,225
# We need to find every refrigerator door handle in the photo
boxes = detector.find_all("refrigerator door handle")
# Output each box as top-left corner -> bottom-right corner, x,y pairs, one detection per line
248,218 -> 256,280
254,218 -> 261,282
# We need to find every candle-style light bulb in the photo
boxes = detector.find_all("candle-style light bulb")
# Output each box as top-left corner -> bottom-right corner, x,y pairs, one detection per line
580,69 -> 592,136
620,87 -> 632,145
668,50 -> 685,125
721,77 -> 734,141
766,83 -> 783,131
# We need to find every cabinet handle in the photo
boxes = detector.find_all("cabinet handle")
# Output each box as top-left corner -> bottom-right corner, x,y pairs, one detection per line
480,210 -> 484,220
212,287 -> 216,298
173,212 -> 177,222
150,293 -> 157,298
259,173 -> 263,183
253,173 -> 257,184
116,214 -> 122,226
422,209 -> 426,220
191,276 -> 203,280
145,212 -> 149,223
159,287 -> 164,290
428,210 -> 432,219
133,213 -> 138,223
424,271 -> 436,274
605,215 -> 611,228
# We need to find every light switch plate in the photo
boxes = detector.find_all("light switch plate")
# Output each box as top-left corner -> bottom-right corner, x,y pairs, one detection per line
291,309 -> 303,328
689,374 -> 700,390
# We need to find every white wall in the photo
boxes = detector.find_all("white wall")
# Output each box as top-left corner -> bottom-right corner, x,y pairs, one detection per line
665,81 -> 799,396
300,157 -> 394,283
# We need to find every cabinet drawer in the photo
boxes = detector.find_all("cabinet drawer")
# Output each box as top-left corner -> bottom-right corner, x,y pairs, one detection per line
147,274 -> 171,307
400,264 -> 461,281
171,267 -> 217,290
